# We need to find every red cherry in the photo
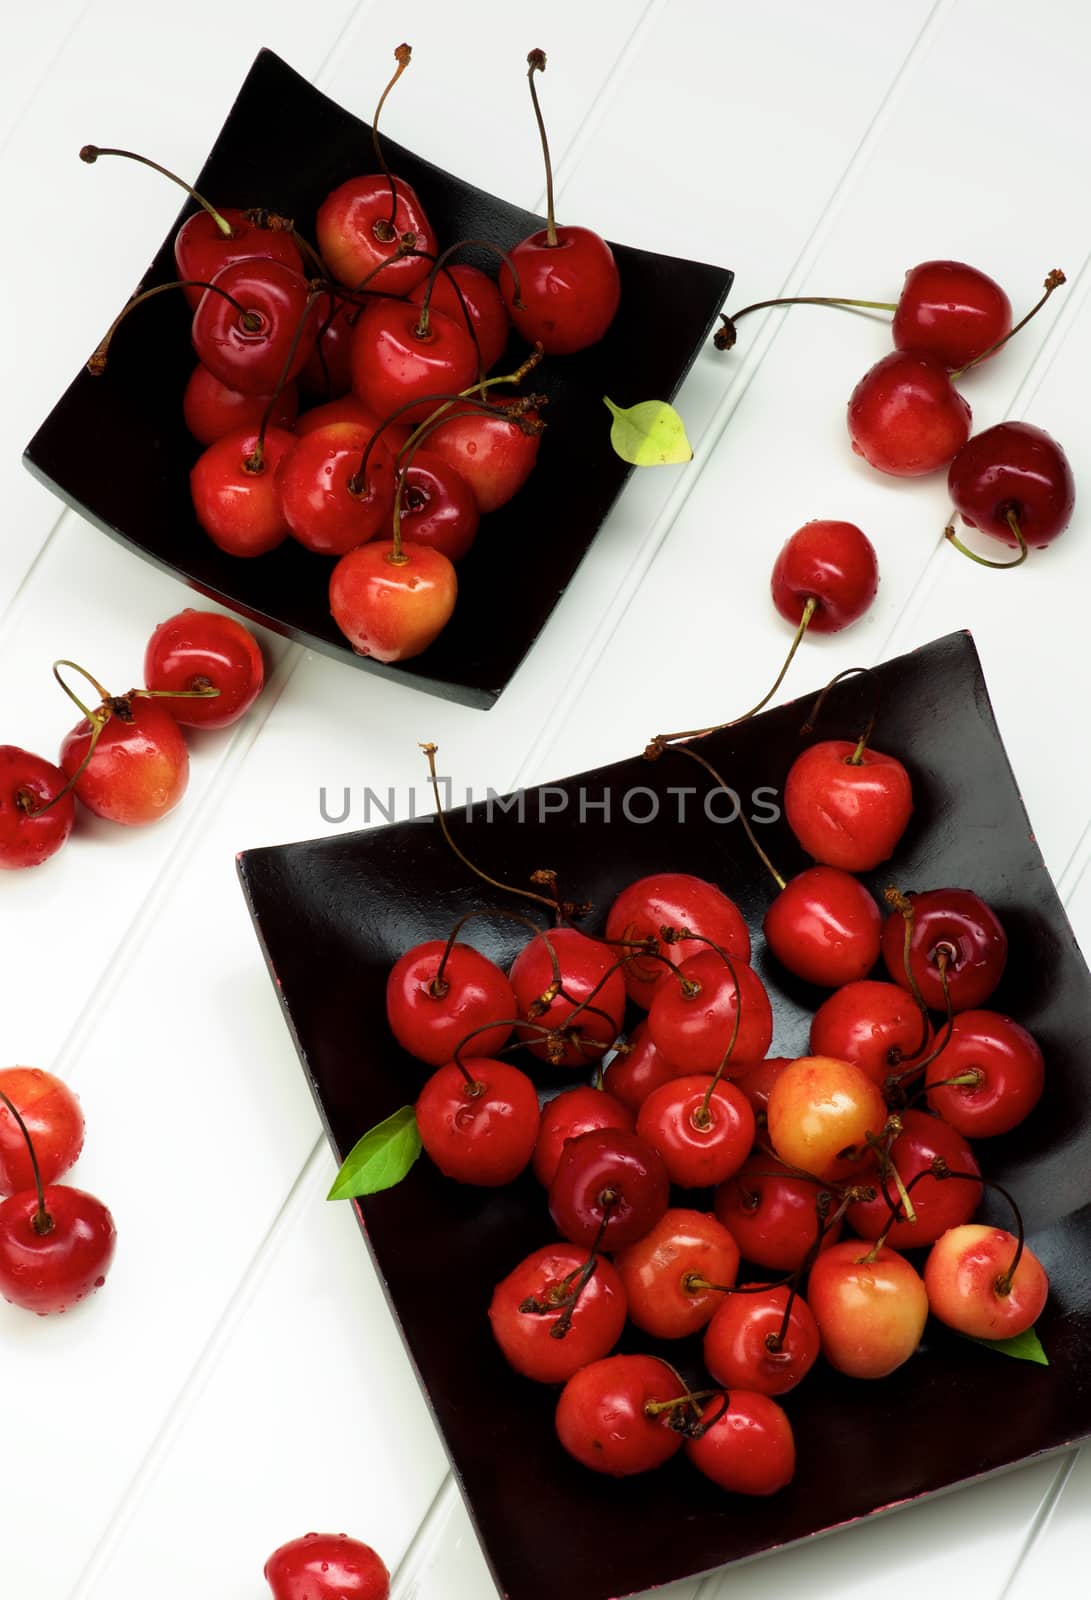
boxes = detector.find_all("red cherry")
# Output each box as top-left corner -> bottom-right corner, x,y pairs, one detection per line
602,1021 -> 681,1113
924,1225 -> 1047,1340
329,541 -> 457,663
555,1354 -> 685,1476
60,697 -> 189,826
409,264 -> 510,372
784,740 -> 913,872
414,1059 -> 539,1186
298,293 -> 357,401
295,396 -> 384,438
810,980 -> 932,1088
548,1128 -> 669,1251
190,425 -> 296,557
770,520 -> 879,633
703,1285 -> 820,1396
614,1207 -> 740,1340
192,260 -> 316,396
0,1185 -> 116,1315
182,363 -> 298,446
422,397 -> 542,513
175,207 -> 303,310
925,1010 -> 1044,1136
264,1532 -> 389,1600
714,1154 -> 840,1273
350,301 -> 478,427
807,1240 -> 928,1378
848,351 -> 971,476
763,866 -> 881,988
636,1075 -> 755,1188
0,1069 -> 84,1196
684,1390 -> 795,1495
881,888 -> 1007,1012
647,951 -> 773,1075
509,928 -> 626,1070
0,747 -> 74,870
846,1108 -> 982,1248
532,1086 -> 634,1187
385,941 -> 515,1068
143,609 -> 264,729
394,452 -> 479,563
766,1056 -> 887,1182
278,422 -> 395,556
948,422 -> 1075,550
733,1057 -> 793,1122
500,226 -> 620,355
316,173 -> 436,295
892,260 -> 1012,370
488,1242 -> 627,1383
604,872 -> 750,1009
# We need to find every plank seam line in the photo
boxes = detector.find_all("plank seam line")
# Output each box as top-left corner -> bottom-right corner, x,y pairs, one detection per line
0,503 -> 70,643
0,0 -> 94,166
994,1450 -> 1079,1600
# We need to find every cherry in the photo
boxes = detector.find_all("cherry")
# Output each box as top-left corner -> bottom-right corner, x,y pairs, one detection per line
395,451 -> 480,563
182,363 -> 298,446
350,300 -> 479,427
684,1390 -> 796,1496
602,1021 -> 681,1113
509,928 -> 626,1069
423,396 -> 542,513
604,872 -> 750,1009
733,1057 -> 793,1122
881,888 -> 1007,1012
555,1354 -> 685,1476
548,1128 -> 669,1250
924,1224 -> 1048,1340
636,1075 -> 755,1188
810,980 -> 933,1088
533,1085 -> 634,1187
925,1010 -> 1044,1137
191,260 -> 316,396
763,866 -> 881,988
279,422 -> 396,556
893,261 -> 1012,370
615,1208 -> 740,1339
296,396 -> 384,437
703,1285 -> 820,1396
385,940 -> 515,1067
329,540 -> 457,662
714,1155 -> 841,1273
947,422 -> 1075,563
784,739 -> 913,872
144,609 -> 264,729
489,1242 -> 627,1383
846,1109 -> 982,1248
409,264 -> 510,372
60,691 -> 189,827
0,746 -> 74,869
848,351 -> 971,476
190,425 -> 297,557
770,520 -> 879,633
647,951 -> 773,1075
766,1056 -> 886,1181
264,1533 -> 389,1600
807,1240 -> 928,1378
0,1185 -> 116,1315
0,1068 -> 84,1196
414,1058 -> 539,1186
299,293 -> 357,401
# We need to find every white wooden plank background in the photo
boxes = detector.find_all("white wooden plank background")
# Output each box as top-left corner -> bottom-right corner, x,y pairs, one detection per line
2,2 -> 1088,1596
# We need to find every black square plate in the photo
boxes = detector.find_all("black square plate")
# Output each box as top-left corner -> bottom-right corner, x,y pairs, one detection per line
237,631 -> 1091,1600
23,48 -> 732,709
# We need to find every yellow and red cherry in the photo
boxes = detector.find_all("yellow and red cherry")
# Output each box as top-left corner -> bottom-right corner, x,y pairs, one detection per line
848,351 -> 971,476
925,1010 -> 1044,1136
684,1390 -> 796,1495
423,397 -> 542,513
636,1075 -> 755,1188
488,1242 -> 628,1384
881,888 -> 1007,1012
279,422 -> 396,556
409,264 -> 510,372
555,1354 -> 685,1476
770,520 -> 879,633
605,872 -> 750,1009
602,1021 -> 681,1113
317,173 -> 436,294
846,1109 -> 982,1248
807,1240 -> 929,1378
613,1207 -> 740,1340
0,1068 -> 84,1196
329,540 -> 457,663
714,1154 -> 841,1273
925,1225 -> 1048,1340
703,1285 -> 820,1397
414,1058 -> 539,1186
509,928 -> 626,1069
763,866 -> 881,988
647,951 -> 773,1074
532,1085 -> 634,1187
947,421 -> 1075,557
265,1533 -> 389,1600
144,609 -> 264,729
396,452 -> 480,563
809,980 -> 933,1088
784,739 -> 913,872
0,747 -> 75,870
182,363 -> 298,446
190,425 -> 296,557
61,696 -> 189,827
385,940 -> 515,1067
766,1056 -> 886,1182
191,260 -> 316,396
548,1128 -> 669,1251
892,260 -> 1012,370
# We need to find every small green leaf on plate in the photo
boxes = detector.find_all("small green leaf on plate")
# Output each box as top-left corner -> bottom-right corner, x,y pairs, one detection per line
604,396 -> 693,466
958,1325 -> 1049,1365
327,1105 -> 422,1201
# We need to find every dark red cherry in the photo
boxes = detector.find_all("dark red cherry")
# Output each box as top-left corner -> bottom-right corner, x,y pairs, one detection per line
192,260 -> 316,396
386,941 -> 515,1067
509,929 -> 626,1070
316,173 -> 436,295
703,1285 -> 820,1396
532,1085 -> 634,1187
409,264 -> 510,372
500,226 -> 620,355
810,980 -> 932,1087
548,1128 -> 669,1250
0,1185 -> 116,1314
614,1208 -> 739,1340
264,1532 -> 389,1600
298,293 -> 357,401
848,351 -> 971,476
893,260 -> 1012,370
647,951 -> 773,1075
763,866 -> 881,988
925,1010 -> 1044,1136
423,397 -> 542,513
190,426 -> 296,557
714,1154 -> 840,1273
0,1068 -> 84,1196
846,1108 -> 982,1247
350,301 -> 478,427
770,520 -> 879,633
605,872 -> 750,1009
555,1354 -> 685,1476
279,422 -> 395,556
602,1021 -> 681,1113
488,1242 -> 627,1384
414,1058 -> 539,1186
948,422 -> 1075,550
0,747 -> 75,870
636,1075 -> 755,1188
684,1390 -> 796,1495
182,363 -> 297,446
144,609 -> 264,729
175,207 -> 302,310
881,888 -> 1007,1012
396,451 -> 480,563
785,740 -> 913,872
733,1057 -> 793,1122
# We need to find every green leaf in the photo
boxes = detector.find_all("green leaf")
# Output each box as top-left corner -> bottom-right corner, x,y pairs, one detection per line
958,1325 -> 1049,1365
327,1105 -> 422,1201
604,396 -> 693,466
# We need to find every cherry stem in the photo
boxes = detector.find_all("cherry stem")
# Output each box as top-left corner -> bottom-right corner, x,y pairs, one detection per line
885,886 -> 932,1058
887,951 -> 954,1088
715,296 -> 897,351
87,279 -> 261,375
931,1161 -> 1026,1294
685,1273 -> 793,1296
523,1202 -> 614,1336
945,509 -> 1029,570
800,666 -> 882,764
248,287 -> 323,470
528,867 -> 593,926
0,1089 -> 52,1235
950,269 -> 1066,379
414,238 -> 525,339
431,906 -> 552,995
644,1389 -> 723,1418
667,744 -> 787,890
80,144 -> 233,237
671,932 -> 743,1118
372,44 -> 413,237
525,49 -> 558,246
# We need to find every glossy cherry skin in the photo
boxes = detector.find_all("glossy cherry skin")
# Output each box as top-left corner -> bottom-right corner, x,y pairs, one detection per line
350,301 -> 479,426
414,1058 -> 539,1187
175,207 -> 303,309
948,422 -> 1075,549
924,1225 -> 1048,1340
714,1155 -> 841,1273
385,941 -> 515,1068
647,951 -> 773,1075
848,351 -> 971,476
0,1186 -> 116,1314
509,928 -> 626,1070
144,609 -> 264,729
614,1208 -> 739,1340
785,740 -> 913,872
0,747 -> 74,869
316,173 -> 436,294
846,1109 -> 982,1248
602,1021 -> 681,1113
60,698 -> 189,826
766,1056 -> 887,1182
279,422 -> 396,556
329,541 -> 457,662
0,1068 -> 84,1196
295,396 -> 384,437
488,1242 -> 627,1384
636,1075 -> 755,1188
548,1128 -> 670,1251
807,1240 -> 929,1378
190,425 -> 296,556
500,226 -> 620,355
299,293 -> 357,401
192,259 -> 316,396
605,872 -> 750,1009
810,980 -> 933,1088
264,1532 -> 389,1600
555,1354 -> 684,1476
703,1285 -> 820,1396
684,1391 -> 795,1495
182,363 -> 297,446
764,867 -> 881,988
409,264 -> 510,372
881,888 -> 1007,1012
423,398 -> 541,513
533,1086 -> 634,1187
893,260 -> 1012,370
733,1057 -> 793,1123
925,1010 -> 1044,1136
396,451 -> 480,563
770,520 -> 879,633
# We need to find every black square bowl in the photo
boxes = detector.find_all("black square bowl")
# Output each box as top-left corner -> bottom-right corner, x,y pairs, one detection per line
23,48 -> 733,709
237,630 -> 1091,1600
